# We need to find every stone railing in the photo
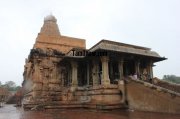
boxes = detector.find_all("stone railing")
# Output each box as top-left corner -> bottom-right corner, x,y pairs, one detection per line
126,77 -> 180,97
152,77 -> 180,93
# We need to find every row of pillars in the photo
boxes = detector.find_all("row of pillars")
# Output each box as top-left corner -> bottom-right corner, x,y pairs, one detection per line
70,56 -> 111,86
135,60 -> 153,79
70,56 -> 153,87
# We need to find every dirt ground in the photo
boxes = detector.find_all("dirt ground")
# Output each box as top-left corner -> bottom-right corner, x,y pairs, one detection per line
0,104 -> 180,119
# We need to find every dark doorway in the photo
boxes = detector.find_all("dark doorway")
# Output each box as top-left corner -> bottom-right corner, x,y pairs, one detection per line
109,61 -> 119,84
78,62 -> 87,86
123,60 -> 135,77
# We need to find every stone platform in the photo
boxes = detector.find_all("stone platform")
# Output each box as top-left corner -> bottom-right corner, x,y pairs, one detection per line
23,84 -> 126,110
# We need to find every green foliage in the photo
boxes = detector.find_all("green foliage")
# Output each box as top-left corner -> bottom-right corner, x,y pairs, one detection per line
162,75 -> 180,84
14,86 -> 21,91
0,81 -> 20,91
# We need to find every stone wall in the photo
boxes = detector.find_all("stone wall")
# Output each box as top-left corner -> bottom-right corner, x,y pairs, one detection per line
45,85 -> 124,110
126,79 -> 180,114
34,35 -> 86,53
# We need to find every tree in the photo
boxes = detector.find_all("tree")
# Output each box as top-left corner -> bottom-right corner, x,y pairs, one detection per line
0,81 -> 20,91
14,86 -> 21,91
3,81 -> 16,91
162,75 -> 180,84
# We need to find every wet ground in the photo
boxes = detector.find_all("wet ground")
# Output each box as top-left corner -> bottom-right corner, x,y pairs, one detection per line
0,104 -> 180,119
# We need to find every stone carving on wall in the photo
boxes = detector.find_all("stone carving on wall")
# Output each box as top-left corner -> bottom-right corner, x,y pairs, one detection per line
40,57 -> 54,80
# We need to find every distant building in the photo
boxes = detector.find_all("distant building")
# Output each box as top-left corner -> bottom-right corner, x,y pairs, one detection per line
22,15 -> 180,114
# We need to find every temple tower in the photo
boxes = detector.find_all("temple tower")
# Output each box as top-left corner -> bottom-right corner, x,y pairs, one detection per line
40,15 -> 61,36
34,15 -> 85,53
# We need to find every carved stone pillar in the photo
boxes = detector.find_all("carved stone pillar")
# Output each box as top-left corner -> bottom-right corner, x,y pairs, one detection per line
71,61 -> 78,86
117,59 -> 126,102
100,56 -> 110,85
148,60 -> 153,79
118,80 -> 125,103
118,59 -> 124,80
135,60 -> 140,78
92,60 -> 99,86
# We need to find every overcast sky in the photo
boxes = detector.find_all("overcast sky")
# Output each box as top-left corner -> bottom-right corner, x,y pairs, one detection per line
0,0 -> 180,86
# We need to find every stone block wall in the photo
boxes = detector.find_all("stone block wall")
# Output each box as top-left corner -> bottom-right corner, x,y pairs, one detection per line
126,80 -> 180,114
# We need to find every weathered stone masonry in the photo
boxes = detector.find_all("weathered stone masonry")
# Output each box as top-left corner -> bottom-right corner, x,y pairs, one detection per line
22,15 -> 180,114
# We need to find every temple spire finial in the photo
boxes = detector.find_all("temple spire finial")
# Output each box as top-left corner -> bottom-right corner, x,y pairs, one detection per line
40,14 -> 60,36
44,14 -> 57,22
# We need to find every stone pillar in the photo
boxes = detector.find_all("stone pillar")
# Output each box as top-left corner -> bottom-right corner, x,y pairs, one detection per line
71,61 -> 78,86
118,80 -> 125,103
135,60 -> 140,78
148,60 -> 153,79
118,59 -> 124,80
100,56 -> 110,85
118,59 -> 126,103
92,60 -> 99,86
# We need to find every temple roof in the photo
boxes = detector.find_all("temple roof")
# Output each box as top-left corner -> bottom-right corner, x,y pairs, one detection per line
88,40 -> 166,61
33,16 -> 166,62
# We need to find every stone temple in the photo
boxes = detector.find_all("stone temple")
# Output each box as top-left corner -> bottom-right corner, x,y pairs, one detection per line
22,15 -> 180,113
